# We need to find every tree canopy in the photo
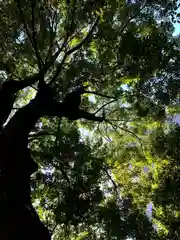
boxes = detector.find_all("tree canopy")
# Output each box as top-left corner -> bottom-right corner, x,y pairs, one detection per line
1,0 -> 180,239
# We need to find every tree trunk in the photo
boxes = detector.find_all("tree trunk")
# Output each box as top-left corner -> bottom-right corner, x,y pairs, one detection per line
0,88 -> 57,239
0,79 -> 103,239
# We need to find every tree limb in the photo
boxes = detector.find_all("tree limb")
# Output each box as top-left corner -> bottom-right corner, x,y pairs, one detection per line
78,109 -> 104,122
15,1 -> 59,81
49,16 -> 100,84
67,16 -> 100,56
45,0 -> 77,74
0,76 -> 40,128
106,120 -> 143,149
119,2 -> 146,36
16,0 -> 41,69
95,99 -> 118,115
101,165 -> 121,202
31,1 -> 43,69
45,7 -> 58,62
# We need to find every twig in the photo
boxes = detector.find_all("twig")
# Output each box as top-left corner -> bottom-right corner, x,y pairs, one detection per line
101,165 -> 121,202
95,99 -> 118,115
16,0 -> 33,44
20,58 -> 39,71
103,121 -> 113,143
67,16 -> 100,55
30,85 -> 38,91
106,120 -> 143,149
9,72 -> 22,81
97,122 -> 112,143
16,0 -> 41,68
51,224 -> 58,235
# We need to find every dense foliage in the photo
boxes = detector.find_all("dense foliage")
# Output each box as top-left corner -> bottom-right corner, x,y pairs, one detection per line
1,0 -> 180,239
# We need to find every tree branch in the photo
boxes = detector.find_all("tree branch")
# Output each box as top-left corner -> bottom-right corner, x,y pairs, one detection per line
45,0 -> 77,76
78,109 -> 104,122
119,2 -> 146,36
67,16 -> 100,55
95,99 -> 118,115
2,86 -> 105,154
101,165 -> 121,202
16,1 -> 58,81
16,0 -> 41,68
45,7 -> 58,61
97,122 -> 113,143
49,16 -> 100,84
106,120 -> 143,149
31,1 -> 43,69
0,76 -> 40,128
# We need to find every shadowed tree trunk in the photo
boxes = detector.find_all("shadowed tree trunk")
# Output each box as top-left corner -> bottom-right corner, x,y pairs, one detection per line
0,80 -> 56,239
0,77 -> 104,239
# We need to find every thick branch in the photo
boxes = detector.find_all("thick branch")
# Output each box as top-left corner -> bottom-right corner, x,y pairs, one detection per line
1,31 -> 65,128
2,87 -> 63,147
59,107 -> 104,121
3,98 -> 104,153
0,75 -> 39,128
78,109 -> 104,121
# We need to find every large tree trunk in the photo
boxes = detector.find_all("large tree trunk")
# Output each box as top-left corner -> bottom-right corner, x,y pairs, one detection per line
0,78 -> 103,239
0,86 -> 59,239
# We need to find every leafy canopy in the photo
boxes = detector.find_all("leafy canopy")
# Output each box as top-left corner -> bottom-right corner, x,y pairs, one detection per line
1,0 -> 180,239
